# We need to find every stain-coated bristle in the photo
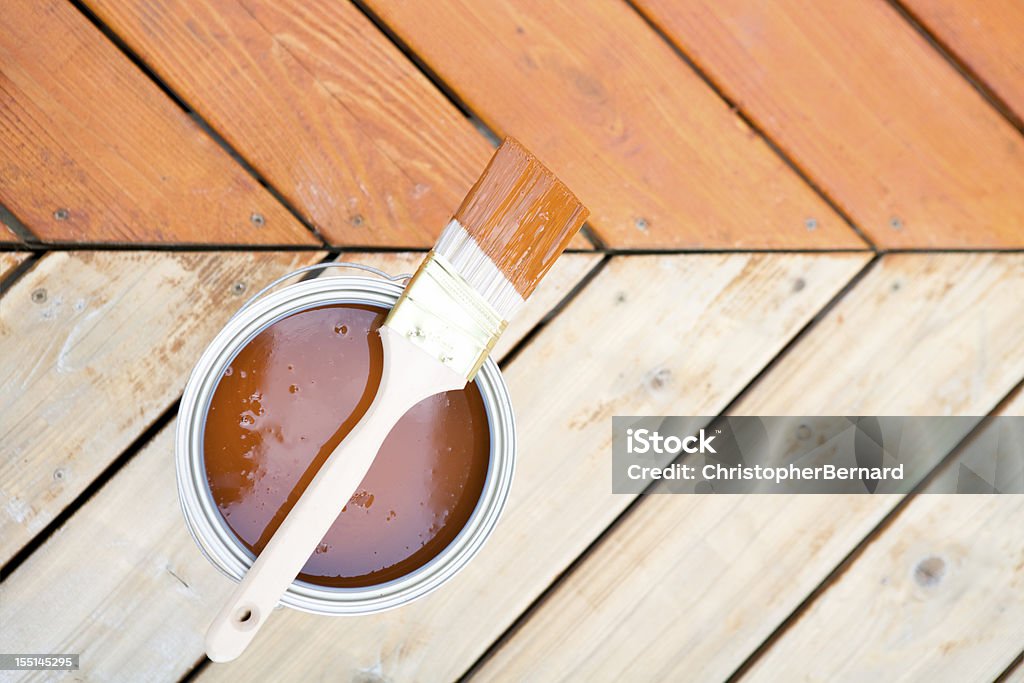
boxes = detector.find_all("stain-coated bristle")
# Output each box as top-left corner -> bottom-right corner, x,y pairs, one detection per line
438,138 -> 588,313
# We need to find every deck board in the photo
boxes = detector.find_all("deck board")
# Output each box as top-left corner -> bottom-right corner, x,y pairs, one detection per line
83,0 -> 510,248
752,469 -> 1024,680
0,251 -> 599,682
901,0 -> 1024,123
0,0 -> 316,245
0,252 -> 29,283
633,0 -> 1024,248
362,0 -> 865,250
0,251 -> 323,566
744,389 -> 1024,681
190,253 -> 868,681
477,253 -> 1024,681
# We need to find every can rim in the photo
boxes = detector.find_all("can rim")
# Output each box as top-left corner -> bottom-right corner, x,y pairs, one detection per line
175,272 -> 516,615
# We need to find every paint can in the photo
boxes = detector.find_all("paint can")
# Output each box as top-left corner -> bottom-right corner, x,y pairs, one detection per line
175,262 -> 516,615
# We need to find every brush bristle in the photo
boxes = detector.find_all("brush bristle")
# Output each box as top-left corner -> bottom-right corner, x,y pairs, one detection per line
446,138 -> 588,304
434,219 -> 525,320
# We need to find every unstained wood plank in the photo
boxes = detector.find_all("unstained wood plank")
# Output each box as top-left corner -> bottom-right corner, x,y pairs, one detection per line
0,250 -> 323,566
743,389 -> 1024,682
362,0 -> 864,250
82,0 -> 522,248
477,254 -> 1024,682
185,253 -> 868,681
633,0 -> 1024,248
0,252 -> 29,283
0,251 -> 599,681
0,254 -> 865,681
0,0 -> 316,245
901,0 -> 1024,123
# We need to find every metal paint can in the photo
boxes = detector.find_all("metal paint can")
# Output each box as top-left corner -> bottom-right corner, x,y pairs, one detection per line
175,263 -> 516,615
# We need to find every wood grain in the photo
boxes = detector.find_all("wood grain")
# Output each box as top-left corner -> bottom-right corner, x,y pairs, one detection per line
744,390 -> 1024,682
0,252 -> 29,283
478,254 -> 1024,682
0,251 -> 599,681
902,0 -> 1024,123
0,254 -> 865,681
0,0 -> 315,245
82,0 -> 514,248
362,0 -> 864,250
185,253 -> 867,681
1006,659 -> 1024,683
632,0 -> 1024,249
325,251 -> 604,360
0,250 -> 323,566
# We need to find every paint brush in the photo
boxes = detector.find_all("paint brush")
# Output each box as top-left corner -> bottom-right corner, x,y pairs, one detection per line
206,137 -> 589,661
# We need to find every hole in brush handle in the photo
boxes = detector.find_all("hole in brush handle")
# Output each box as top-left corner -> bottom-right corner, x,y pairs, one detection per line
233,605 -> 260,631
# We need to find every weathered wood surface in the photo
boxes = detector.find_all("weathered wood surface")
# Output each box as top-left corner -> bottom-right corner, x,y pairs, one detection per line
0,251 -> 600,681
478,253 -> 1024,681
744,389 -> 1024,682
0,252 -> 29,283
1005,659 -> 1024,683
363,0 -> 865,250
0,0 -> 316,245
748,503 -> 1024,681
902,0 -> 1024,122
0,251 -> 323,566
186,253 -> 867,681
0,254 -> 865,681
633,0 -> 1024,249
82,0 -> 508,248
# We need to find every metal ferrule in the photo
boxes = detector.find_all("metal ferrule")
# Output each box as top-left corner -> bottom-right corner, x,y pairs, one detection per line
385,251 -> 507,380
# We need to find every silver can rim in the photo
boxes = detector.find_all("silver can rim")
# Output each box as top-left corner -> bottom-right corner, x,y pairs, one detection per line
175,271 -> 516,615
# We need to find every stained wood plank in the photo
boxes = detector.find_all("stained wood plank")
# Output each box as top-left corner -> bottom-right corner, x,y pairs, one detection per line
633,0 -> 1024,249
362,0 -> 864,250
0,252 -> 29,283
902,0 -> 1024,122
324,251 -> 603,361
0,0 -> 316,245
82,0 -> 501,248
478,254 -> 1024,682
0,251 -> 600,681
743,390 -> 1024,682
184,253 -> 866,681
1,222 -> 19,242
0,250 -> 323,566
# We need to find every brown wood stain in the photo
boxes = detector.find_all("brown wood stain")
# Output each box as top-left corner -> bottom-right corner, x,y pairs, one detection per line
203,303 -> 490,587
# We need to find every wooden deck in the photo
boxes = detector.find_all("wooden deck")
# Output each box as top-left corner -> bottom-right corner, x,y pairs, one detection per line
1,0 -> 1022,680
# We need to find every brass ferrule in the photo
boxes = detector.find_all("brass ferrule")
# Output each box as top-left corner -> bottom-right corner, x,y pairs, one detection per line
384,251 -> 508,380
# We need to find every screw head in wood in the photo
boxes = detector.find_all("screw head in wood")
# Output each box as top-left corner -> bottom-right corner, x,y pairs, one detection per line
231,282 -> 247,296
250,212 -> 265,228
54,208 -> 69,221
31,288 -> 47,303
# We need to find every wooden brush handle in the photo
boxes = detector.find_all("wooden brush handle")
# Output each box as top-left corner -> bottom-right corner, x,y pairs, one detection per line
205,326 -> 466,663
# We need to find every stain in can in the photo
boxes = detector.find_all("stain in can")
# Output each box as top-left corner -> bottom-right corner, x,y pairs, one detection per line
203,304 -> 490,588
